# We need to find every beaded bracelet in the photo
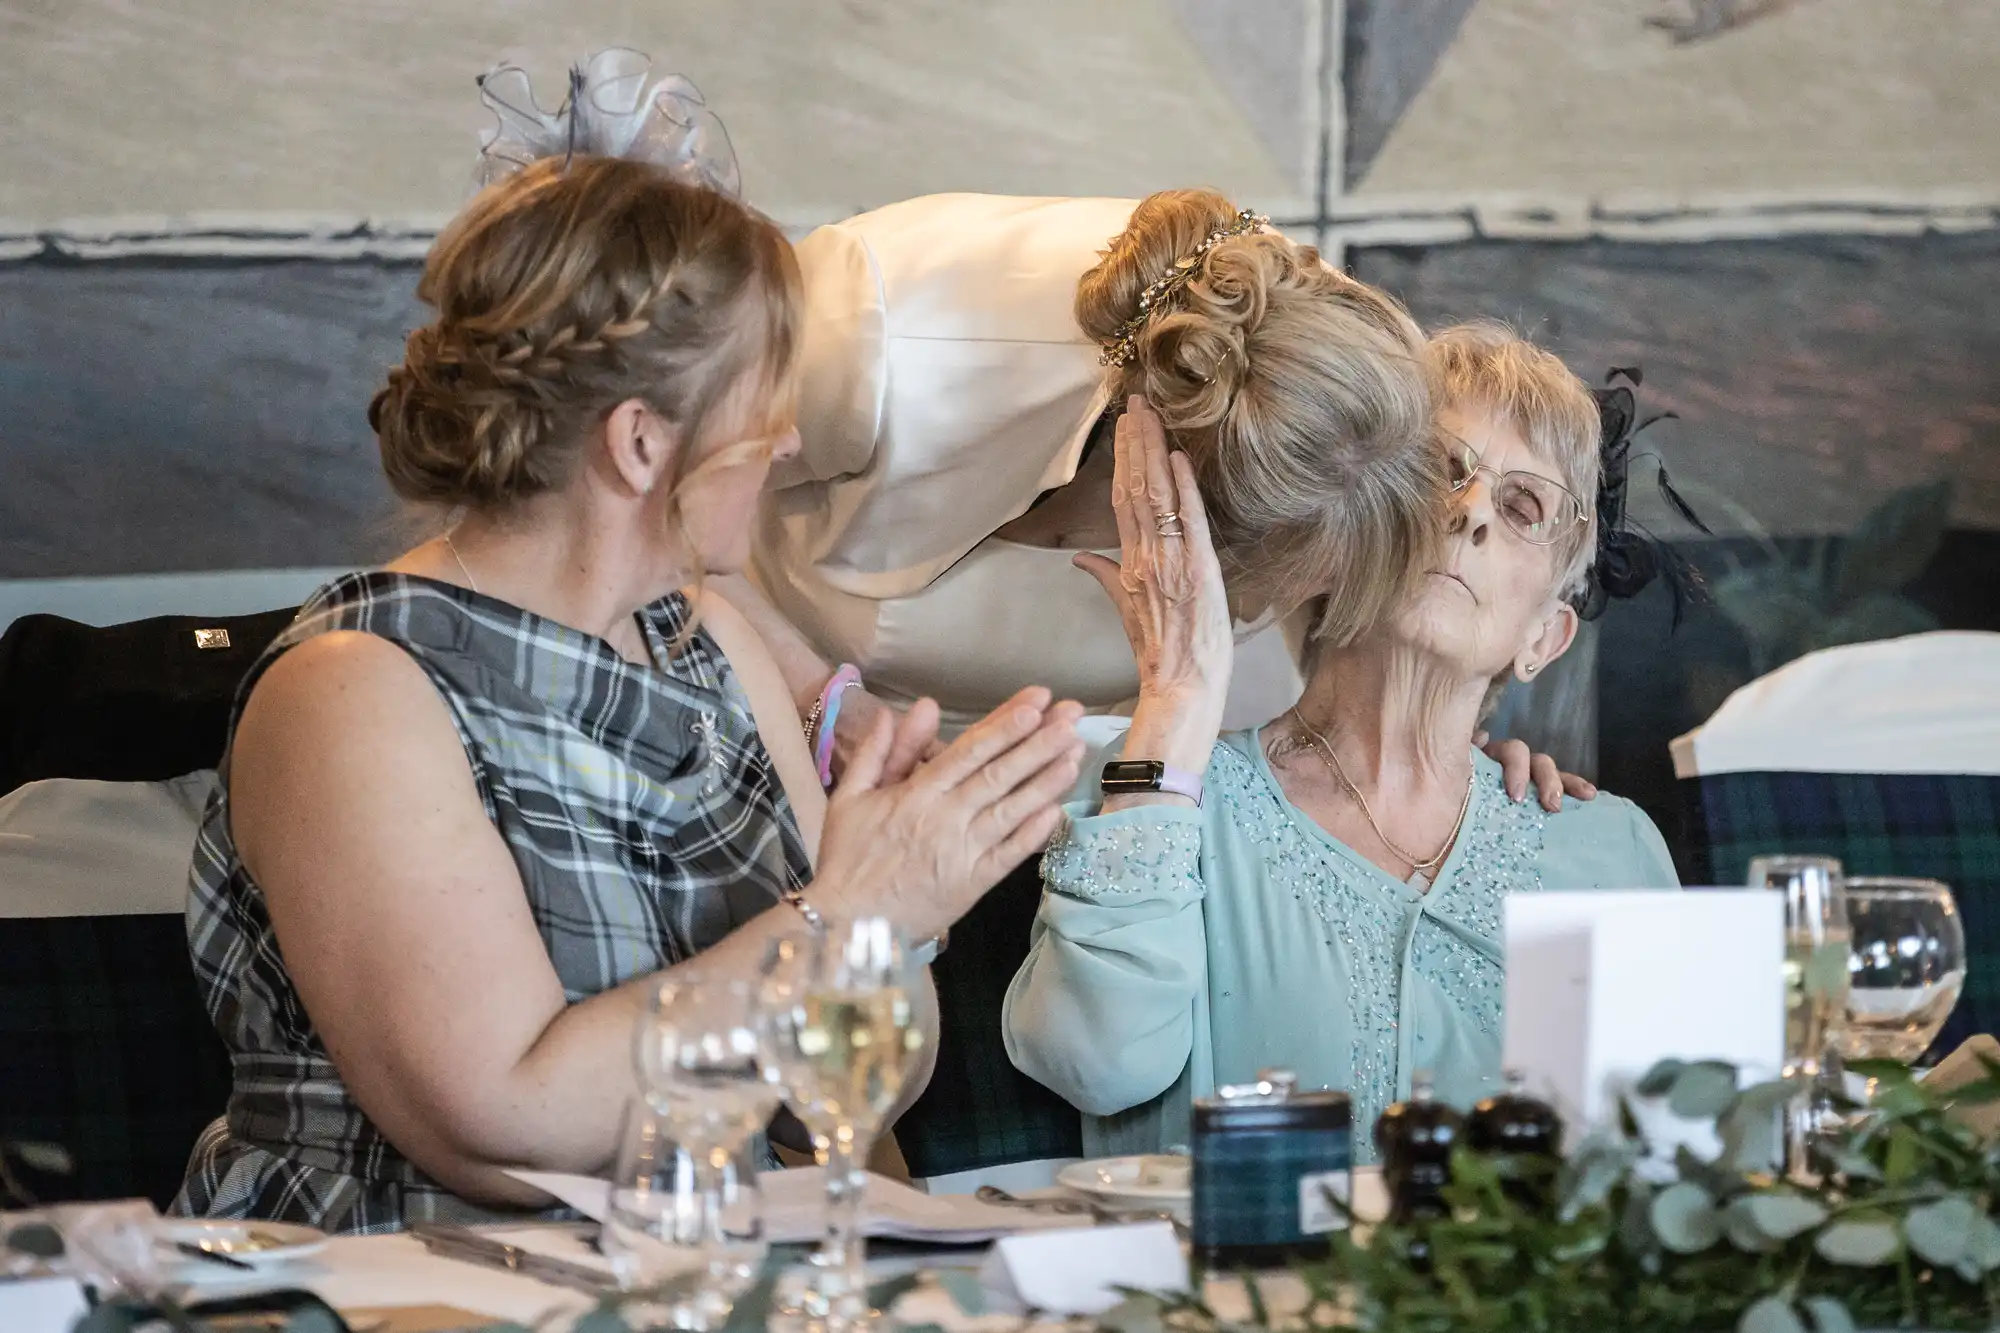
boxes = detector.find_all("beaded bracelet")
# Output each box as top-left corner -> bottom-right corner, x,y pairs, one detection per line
807,664 -> 863,788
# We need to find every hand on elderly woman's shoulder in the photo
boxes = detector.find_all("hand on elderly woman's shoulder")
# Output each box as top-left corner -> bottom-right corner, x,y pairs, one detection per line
1475,731 -> 1599,813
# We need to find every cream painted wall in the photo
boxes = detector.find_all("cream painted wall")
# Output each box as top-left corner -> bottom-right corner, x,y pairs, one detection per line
1357,0 -> 2000,200
0,0 -> 1315,230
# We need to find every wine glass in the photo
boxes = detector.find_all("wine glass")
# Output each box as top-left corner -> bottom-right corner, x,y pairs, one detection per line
1748,854 -> 1850,1175
761,919 -> 928,1331
605,978 -> 778,1326
1841,878 -> 1966,1067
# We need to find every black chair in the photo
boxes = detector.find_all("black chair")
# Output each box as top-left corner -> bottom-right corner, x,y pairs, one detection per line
0,606 -> 292,1206
893,855 -> 1082,1184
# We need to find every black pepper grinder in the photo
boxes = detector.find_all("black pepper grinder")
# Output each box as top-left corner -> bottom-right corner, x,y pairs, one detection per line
1467,1069 -> 1563,1211
1374,1071 -> 1463,1268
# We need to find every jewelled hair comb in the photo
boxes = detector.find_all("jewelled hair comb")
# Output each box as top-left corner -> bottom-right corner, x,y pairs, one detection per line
1097,208 -> 1269,368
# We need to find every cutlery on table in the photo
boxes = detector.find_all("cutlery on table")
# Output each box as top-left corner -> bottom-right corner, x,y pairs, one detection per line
406,1223 -> 613,1293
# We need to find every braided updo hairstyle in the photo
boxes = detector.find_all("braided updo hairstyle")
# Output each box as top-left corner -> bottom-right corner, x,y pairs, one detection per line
370,155 -> 801,513
1077,189 -> 1446,647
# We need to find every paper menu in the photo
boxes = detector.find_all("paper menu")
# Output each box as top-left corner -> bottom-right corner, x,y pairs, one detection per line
505,1165 -> 1077,1244
1503,890 -> 1785,1137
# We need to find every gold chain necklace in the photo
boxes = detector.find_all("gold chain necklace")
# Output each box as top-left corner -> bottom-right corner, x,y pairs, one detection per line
1289,706 -> 1474,876
441,528 -> 481,594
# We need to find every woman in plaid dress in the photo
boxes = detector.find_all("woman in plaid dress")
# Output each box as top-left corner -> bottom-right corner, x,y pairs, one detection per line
174,155 -> 1085,1233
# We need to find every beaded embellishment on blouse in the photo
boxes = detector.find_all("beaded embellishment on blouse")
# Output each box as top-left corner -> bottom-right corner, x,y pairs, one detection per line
1044,815 -> 1203,900
1205,741 -> 1551,1159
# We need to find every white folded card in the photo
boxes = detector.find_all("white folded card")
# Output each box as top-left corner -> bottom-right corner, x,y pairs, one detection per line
0,1277 -> 89,1333
977,1221 -> 1185,1315
507,1165 -> 1077,1244
1504,890 -> 1785,1137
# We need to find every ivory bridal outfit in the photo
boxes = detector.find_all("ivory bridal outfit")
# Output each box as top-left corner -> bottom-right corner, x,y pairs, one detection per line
754,193 -> 1306,731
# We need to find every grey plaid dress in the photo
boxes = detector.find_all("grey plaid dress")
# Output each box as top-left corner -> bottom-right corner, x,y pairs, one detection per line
174,572 -> 808,1234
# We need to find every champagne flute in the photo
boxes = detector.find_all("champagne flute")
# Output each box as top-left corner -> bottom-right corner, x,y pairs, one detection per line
1842,878 -> 1966,1067
1748,854 -> 1850,1176
762,919 -> 927,1331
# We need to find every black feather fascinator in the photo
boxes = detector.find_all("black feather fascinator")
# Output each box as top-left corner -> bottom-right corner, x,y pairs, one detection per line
1576,367 -> 1711,626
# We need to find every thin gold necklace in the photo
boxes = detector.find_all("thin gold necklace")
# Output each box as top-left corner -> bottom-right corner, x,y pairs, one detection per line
1289,705 -> 1473,876
441,528 -> 481,594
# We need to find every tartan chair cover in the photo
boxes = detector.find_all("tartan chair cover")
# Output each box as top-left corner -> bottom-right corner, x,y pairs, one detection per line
1682,770 -> 2000,1055
893,855 -> 1082,1178
0,913 -> 233,1208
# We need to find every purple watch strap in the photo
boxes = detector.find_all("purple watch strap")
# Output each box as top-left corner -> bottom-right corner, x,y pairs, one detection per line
1154,765 -> 1204,807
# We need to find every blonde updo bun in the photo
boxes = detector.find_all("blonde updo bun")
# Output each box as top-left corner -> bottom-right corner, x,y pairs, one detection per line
370,155 -> 801,512
1078,188 -> 1446,647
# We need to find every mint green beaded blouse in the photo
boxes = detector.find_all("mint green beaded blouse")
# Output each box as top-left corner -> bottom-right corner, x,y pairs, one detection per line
1002,728 -> 1679,1160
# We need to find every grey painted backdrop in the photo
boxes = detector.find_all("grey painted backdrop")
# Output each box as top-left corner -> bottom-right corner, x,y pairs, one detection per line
8,229 -> 1996,579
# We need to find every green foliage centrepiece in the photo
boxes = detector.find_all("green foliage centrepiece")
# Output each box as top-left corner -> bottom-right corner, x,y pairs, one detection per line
18,1052 -> 2000,1332
1111,1055 -> 2000,1333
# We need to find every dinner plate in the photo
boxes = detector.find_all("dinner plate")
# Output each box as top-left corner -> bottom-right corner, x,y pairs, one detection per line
1057,1154 -> 1192,1208
1057,1158 -> 1391,1225
156,1219 -> 329,1271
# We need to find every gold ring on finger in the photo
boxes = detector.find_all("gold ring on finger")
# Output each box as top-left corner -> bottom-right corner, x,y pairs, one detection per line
1156,517 -> 1185,538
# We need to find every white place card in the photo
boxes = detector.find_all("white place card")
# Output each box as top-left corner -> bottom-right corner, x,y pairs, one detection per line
0,1276 -> 89,1333
977,1220 -> 1186,1315
1504,890 -> 1785,1137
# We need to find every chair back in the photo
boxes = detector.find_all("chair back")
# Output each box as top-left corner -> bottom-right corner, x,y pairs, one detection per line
1675,632 -> 2000,1050
0,605 -> 292,1206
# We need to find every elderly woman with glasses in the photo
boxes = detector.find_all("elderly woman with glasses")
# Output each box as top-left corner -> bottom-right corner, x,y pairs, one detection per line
1003,323 -> 1681,1157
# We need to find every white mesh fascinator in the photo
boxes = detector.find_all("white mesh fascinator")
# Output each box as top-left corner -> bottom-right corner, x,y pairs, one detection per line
475,47 -> 742,197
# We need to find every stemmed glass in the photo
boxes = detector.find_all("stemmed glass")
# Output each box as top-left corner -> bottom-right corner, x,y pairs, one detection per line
606,978 -> 779,1327
1842,878 -> 1967,1068
761,919 -> 928,1331
1748,854 -> 1851,1176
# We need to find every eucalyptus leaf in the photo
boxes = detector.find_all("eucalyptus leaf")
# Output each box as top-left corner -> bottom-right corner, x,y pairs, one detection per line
1721,1197 -> 1781,1255
1674,1144 -> 1735,1199
1717,1095 -> 1785,1175
1962,1214 -> 2000,1276
1650,1181 -> 1722,1254
1844,1059 -> 1914,1086
1739,1191 -> 1828,1241
1824,1145 -> 1883,1182
5,1221 -> 64,1257
932,1268 -> 988,1316
1668,1062 -> 1739,1119
1814,1218 -> 1901,1266
1559,1139 -> 1638,1218
1739,1294 -> 1807,1333
1884,1126 -> 1922,1182
1904,1194 -> 1977,1268
1619,1180 -> 1657,1255
1636,1060 -> 1686,1096
1801,1295 -> 1856,1333
1832,478 -> 1951,602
